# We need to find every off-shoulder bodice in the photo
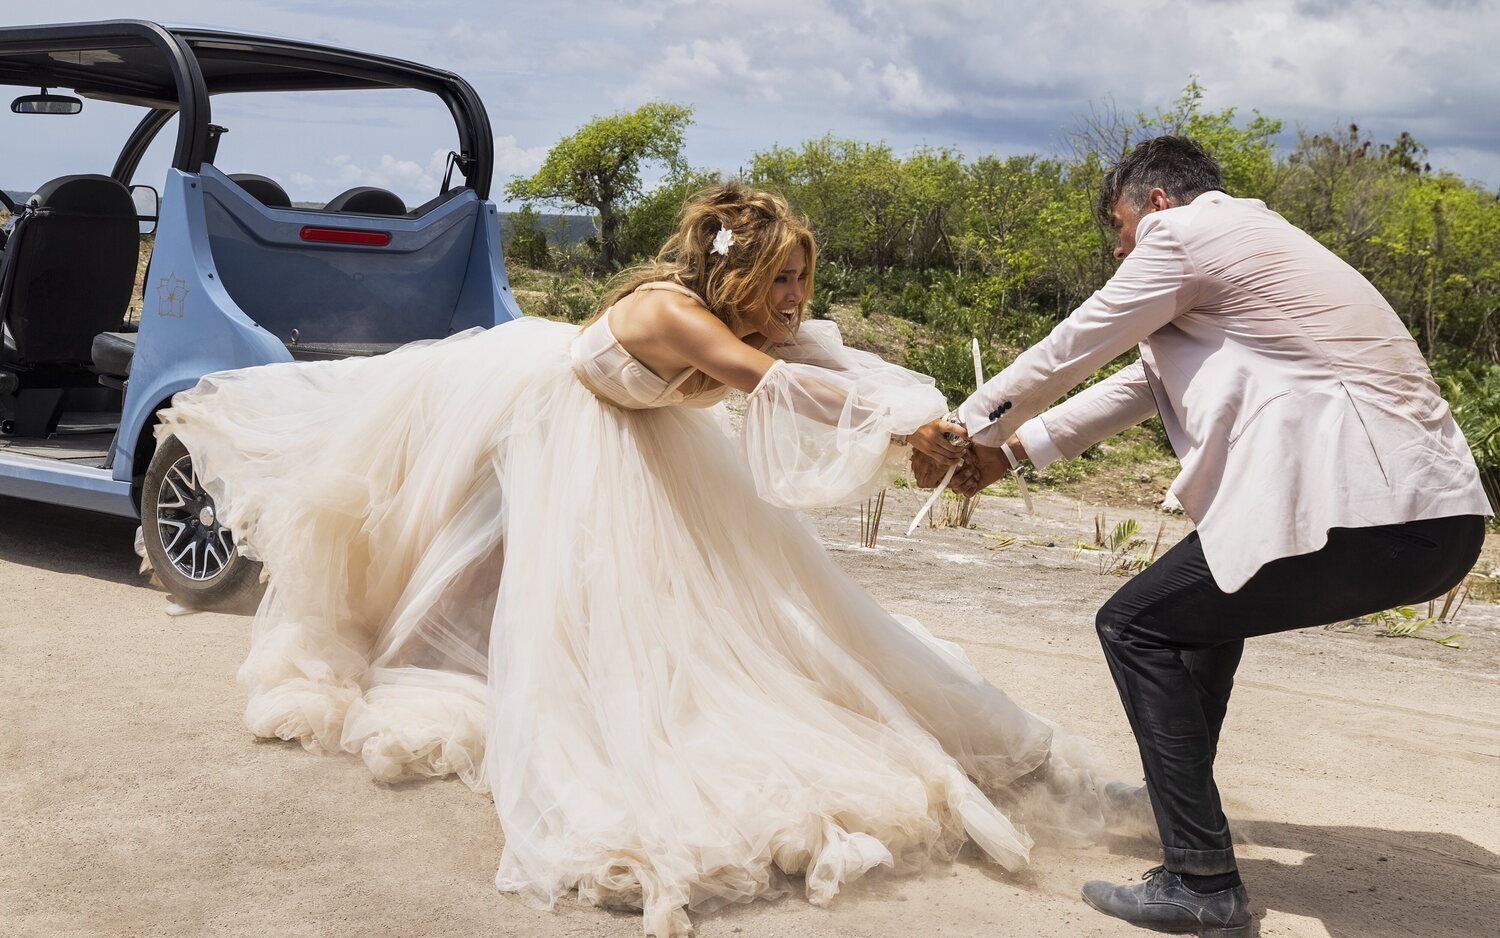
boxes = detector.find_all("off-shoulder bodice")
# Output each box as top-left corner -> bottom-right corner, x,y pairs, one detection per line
568,283 -> 729,410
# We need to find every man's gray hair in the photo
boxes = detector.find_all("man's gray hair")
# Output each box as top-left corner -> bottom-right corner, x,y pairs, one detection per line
1096,136 -> 1225,226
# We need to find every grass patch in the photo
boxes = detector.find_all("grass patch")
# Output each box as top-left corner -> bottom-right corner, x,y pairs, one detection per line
1327,606 -> 1466,649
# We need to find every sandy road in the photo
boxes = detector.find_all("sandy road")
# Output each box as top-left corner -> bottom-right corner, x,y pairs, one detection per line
3,490 -> 1498,937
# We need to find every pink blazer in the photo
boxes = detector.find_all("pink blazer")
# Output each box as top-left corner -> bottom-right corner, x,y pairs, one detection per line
960,191 -> 1492,592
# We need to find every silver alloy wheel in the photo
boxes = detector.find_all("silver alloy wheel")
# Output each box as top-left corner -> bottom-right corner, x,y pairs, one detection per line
154,453 -> 234,581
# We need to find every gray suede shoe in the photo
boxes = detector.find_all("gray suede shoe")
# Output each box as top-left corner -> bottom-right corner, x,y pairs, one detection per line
1081,866 -> 1251,936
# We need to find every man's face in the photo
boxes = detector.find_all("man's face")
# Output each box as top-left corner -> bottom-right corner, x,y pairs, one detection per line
1108,188 -> 1172,260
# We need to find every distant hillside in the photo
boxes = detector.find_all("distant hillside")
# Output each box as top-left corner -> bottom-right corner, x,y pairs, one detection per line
4,189 -> 30,207
499,211 -> 594,248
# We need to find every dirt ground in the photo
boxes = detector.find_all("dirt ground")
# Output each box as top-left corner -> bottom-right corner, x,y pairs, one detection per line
3,488 -> 1498,938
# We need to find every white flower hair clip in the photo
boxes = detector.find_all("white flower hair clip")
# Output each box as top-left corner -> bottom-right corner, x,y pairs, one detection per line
710,226 -> 735,256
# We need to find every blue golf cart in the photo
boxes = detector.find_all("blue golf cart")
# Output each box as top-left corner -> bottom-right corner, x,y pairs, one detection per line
0,20 -> 525,608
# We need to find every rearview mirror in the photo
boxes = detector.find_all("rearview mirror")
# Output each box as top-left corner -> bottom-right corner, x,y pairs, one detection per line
11,90 -> 82,115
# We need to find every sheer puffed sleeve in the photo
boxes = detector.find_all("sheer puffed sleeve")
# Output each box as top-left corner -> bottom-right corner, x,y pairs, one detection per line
743,321 -> 948,508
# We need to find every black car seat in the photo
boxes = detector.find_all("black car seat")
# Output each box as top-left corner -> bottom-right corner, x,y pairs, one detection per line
325,186 -> 406,216
0,174 -> 137,368
90,330 -> 137,391
228,173 -> 292,208
0,174 -> 138,434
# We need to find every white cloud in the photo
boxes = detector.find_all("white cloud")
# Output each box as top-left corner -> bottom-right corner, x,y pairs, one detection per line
816,67 -> 854,98
622,37 -> 784,104
548,39 -> 630,72
431,21 -> 509,62
323,153 -> 442,202
296,147 -> 537,203
855,60 -> 958,116
493,135 -> 548,180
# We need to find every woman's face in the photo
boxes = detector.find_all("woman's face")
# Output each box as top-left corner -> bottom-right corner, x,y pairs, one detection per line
749,243 -> 808,339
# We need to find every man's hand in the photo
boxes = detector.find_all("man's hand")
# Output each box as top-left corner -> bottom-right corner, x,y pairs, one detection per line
952,442 -> 1013,497
910,449 -> 950,489
907,418 -> 968,464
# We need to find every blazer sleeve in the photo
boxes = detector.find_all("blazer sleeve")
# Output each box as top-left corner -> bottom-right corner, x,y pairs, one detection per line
1026,360 -> 1158,467
959,215 -> 1198,446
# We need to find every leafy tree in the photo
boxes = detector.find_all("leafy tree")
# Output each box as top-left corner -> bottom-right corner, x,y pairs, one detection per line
614,168 -> 724,264
507,102 -> 693,270
889,146 -> 966,269
750,136 -> 886,265
949,154 -> 1055,339
1281,124 -> 1406,262
1371,173 -> 1500,361
750,138 -> 969,270
505,203 -> 551,269
1034,159 -> 1116,311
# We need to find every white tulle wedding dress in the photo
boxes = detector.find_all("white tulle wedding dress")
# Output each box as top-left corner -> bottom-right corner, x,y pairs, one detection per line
158,282 -> 1103,936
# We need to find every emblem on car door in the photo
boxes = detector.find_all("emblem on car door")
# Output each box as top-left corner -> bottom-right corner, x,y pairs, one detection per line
157,274 -> 188,318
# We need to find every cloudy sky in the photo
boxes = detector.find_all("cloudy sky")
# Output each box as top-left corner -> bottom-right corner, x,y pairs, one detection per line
5,0 -> 1498,207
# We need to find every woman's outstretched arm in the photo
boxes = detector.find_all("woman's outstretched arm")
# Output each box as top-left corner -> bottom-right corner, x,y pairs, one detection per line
657,304 -> 967,463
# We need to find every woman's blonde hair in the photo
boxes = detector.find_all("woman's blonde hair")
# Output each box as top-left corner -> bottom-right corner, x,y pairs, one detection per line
597,181 -> 816,342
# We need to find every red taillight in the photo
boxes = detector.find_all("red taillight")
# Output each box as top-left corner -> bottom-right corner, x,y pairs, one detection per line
298,226 -> 391,246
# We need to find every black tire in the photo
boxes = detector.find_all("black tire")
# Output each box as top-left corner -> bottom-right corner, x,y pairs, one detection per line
141,434 -> 265,613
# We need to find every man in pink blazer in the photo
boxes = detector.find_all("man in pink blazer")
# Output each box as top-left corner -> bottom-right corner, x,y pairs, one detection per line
938,136 -> 1491,936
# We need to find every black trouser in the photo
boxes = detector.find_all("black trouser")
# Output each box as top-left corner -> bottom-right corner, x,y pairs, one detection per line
1095,514 -> 1486,875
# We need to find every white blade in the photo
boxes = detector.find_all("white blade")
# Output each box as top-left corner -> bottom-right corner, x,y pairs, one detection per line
906,463 -> 959,536
908,337 -> 983,536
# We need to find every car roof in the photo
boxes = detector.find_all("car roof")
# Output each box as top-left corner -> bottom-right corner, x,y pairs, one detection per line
0,21 -> 469,103
0,20 -> 493,193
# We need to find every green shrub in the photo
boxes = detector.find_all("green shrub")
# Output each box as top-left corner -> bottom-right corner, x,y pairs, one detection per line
892,281 -> 928,322
536,274 -> 603,323
814,259 -> 857,302
905,336 -> 988,404
1440,364 -> 1500,517
505,205 -> 551,269
615,169 -> 724,264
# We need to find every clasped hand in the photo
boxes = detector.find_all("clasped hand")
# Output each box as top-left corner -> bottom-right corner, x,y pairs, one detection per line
905,418 -> 968,467
905,418 -> 970,487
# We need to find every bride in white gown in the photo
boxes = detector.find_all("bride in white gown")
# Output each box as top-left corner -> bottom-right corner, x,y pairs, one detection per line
158,182 -> 1105,935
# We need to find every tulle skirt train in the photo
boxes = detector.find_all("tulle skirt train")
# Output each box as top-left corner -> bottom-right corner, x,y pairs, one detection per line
158,318 -> 1102,935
